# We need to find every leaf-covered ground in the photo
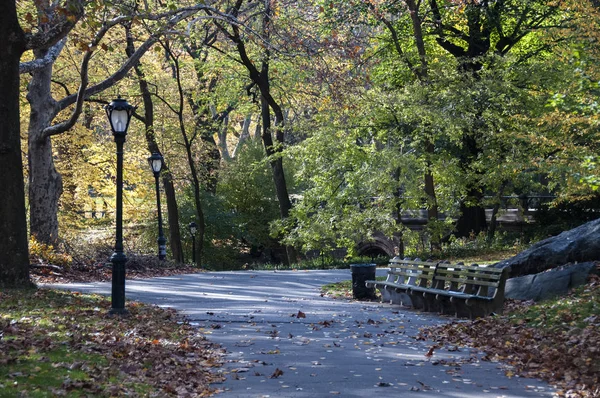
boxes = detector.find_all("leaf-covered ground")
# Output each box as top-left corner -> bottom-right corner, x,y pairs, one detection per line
321,274 -> 600,397
418,276 -> 600,398
0,288 -> 224,397
23,260 -> 600,397
29,254 -> 201,284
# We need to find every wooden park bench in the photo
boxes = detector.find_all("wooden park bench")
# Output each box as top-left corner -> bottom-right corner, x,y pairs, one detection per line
366,257 -> 511,319
365,257 -> 438,308
409,261 -> 511,318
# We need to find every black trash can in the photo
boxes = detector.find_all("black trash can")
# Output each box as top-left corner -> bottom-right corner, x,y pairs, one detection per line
350,263 -> 377,300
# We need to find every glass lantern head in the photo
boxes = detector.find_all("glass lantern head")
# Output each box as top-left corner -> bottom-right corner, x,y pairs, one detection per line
105,97 -> 135,135
148,152 -> 164,174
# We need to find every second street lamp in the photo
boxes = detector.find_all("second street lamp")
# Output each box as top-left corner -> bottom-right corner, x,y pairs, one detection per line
148,152 -> 166,260
189,222 -> 197,264
105,97 -> 135,315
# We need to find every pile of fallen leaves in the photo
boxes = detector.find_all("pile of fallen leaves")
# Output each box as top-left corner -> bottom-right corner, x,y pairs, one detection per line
418,276 -> 600,398
30,253 -> 202,284
0,289 -> 224,396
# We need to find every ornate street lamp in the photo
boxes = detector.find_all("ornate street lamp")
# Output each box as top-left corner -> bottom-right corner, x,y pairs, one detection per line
105,97 -> 135,315
148,152 -> 166,260
189,222 -> 197,264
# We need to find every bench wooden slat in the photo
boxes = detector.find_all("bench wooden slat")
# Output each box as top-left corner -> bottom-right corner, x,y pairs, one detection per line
437,263 -> 502,272
390,260 -> 438,267
434,266 -> 503,279
437,270 -> 503,279
431,276 -> 500,287
387,270 -> 436,278
409,286 -> 493,301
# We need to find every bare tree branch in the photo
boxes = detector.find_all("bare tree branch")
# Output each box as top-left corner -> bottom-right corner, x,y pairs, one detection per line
54,8 -> 209,114
20,38 -> 67,74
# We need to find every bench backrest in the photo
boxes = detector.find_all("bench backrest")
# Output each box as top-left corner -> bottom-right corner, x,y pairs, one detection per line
388,257 -> 438,287
432,262 -> 506,297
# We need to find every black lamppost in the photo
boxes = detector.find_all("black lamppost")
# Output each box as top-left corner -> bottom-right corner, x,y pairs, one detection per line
148,152 -> 166,260
189,222 -> 197,264
105,97 -> 135,315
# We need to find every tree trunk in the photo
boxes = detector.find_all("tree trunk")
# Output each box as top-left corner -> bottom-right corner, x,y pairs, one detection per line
219,1 -> 299,265
487,201 -> 501,242
192,184 -> 206,268
254,118 -> 262,140
455,132 -> 487,237
27,49 -> 62,245
126,27 -> 184,263
424,141 -> 438,221
0,3 -> 30,287
163,172 -> 184,262
487,182 -> 508,242
162,42 -> 206,267
187,99 -> 223,194
260,95 -> 298,265
232,115 -> 252,158
392,167 -> 405,258
455,188 -> 487,237
217,112 -> 231,162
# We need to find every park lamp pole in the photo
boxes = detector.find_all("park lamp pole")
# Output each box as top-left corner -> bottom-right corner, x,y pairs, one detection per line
105,97 -> 135,315
189,222 -> 197,264
148,152 -> 167,260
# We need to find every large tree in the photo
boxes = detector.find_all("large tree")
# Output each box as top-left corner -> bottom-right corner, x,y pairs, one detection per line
317,0 -> 573,237
0,0 -> 83,288
212,0 -> 301,264
23,3 -> 207,245
424,0 -> 569,236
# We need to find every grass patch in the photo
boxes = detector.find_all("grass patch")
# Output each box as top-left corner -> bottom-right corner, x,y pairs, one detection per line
0,347 -> 108,397
508,280 -> 600,330
234,255 -> 390,271
321,280 -> 353,299
321,276 -> 386,300
407,231 -> 526,265
408,247 -> 520,266
433,248 -> 519,265
0,288 -> 223,396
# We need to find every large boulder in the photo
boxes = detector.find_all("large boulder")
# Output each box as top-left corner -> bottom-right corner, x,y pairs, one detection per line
504,262 -> 598,301
495,218 -> 600,278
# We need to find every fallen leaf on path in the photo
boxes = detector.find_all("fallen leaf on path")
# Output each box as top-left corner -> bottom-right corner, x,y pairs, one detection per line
425,345 -> 438,357
269,368 -> 284,378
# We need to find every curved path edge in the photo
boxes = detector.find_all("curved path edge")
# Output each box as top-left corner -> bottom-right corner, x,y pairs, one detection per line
46,269 -> 555,398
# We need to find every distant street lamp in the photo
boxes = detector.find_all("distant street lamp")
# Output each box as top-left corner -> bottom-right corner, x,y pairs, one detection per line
148,152 -> 166,260
189,222 -> 197,264
105,97 -> 135,315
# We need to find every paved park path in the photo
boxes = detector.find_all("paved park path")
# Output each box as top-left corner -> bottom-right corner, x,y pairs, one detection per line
48,270 -> 556,398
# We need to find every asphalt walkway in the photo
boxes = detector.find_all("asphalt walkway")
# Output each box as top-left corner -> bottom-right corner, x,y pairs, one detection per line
48,269 -> 555,397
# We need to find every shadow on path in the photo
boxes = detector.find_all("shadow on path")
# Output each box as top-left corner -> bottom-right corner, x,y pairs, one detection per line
47,269 -> 555,398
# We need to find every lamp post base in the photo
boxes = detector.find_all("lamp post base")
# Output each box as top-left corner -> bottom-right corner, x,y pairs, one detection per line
109,251 -> 127,315
192,240 -> 196,265
158,236 -> 167,260
108,307 -> 130,316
